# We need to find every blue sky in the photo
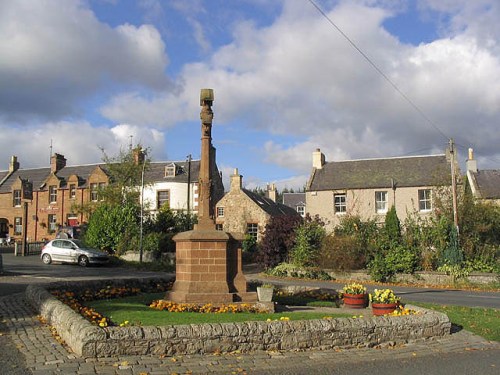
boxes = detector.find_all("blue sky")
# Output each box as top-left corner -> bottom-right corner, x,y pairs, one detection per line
1,0 -> 499,190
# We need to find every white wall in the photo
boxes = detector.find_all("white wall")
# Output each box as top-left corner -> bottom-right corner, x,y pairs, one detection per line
142,182 -> 199,213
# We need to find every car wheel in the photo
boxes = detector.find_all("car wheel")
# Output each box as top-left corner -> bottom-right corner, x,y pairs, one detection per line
42,254 -> 52,265
78,255 -> 89,267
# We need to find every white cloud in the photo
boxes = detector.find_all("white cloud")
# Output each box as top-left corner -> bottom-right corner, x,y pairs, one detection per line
0,0 -> 170,121
0,121 -> 166,169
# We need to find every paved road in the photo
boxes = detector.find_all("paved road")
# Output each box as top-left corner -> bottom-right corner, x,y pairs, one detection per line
1,250 -> 499,374
248,275 -> 500,309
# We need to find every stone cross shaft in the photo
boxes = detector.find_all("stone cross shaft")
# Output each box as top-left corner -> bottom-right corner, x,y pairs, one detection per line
197,88 -> 215,230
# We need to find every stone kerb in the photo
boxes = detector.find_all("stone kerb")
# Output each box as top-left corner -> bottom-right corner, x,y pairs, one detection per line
25,280 -> 451,358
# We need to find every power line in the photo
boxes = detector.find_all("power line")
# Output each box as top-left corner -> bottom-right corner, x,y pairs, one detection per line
307,0 -> 450,141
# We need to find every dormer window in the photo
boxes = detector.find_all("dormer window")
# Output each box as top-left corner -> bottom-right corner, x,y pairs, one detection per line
165,163 -> 176,177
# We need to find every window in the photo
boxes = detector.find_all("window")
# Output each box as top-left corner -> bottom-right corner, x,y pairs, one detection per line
165,164 -> 176,177
419,189 -> 432,211
217,207 -> 224,217
334,193 -> 346,214
157,190 -> 170,209
297,205 -> 305,217
49,185 -> 57,203
14,217 -> 22,235
48,214 -> 57,232
375,191 -> 388,213
69,184 -> 76,199
215,223 -> 223,231
13,189 -> 21,207
98,182 -> 106,201
90,183 -> 98,202
247,223 -> 258,241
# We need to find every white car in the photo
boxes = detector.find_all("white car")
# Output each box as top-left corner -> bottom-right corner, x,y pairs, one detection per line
41,239 -> 109,267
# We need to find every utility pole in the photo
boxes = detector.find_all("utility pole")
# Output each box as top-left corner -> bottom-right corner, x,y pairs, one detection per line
449,139 -> 459,231
186,154 -> 191,215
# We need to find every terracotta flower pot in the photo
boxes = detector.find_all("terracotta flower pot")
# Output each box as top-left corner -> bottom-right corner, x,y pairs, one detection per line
343,293 -> 369,309
371,302 -> 398,316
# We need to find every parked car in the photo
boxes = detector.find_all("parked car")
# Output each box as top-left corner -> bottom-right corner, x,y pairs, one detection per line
41,239 -> 109,267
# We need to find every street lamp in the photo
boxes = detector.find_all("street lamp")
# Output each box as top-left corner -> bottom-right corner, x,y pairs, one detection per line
139,149 -> 147,263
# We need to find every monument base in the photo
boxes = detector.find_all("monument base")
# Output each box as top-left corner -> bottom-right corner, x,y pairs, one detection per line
165,229 -> 257,304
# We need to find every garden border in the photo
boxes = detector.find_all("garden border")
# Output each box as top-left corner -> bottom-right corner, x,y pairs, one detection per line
25,278 -> 451,357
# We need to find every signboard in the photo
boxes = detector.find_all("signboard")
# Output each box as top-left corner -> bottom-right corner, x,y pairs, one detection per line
22,180 -> 33,200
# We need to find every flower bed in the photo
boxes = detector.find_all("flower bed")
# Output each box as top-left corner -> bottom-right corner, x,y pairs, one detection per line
25,278 -> 451,357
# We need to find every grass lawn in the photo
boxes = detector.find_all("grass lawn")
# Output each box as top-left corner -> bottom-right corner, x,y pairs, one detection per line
411,301 -> 500,342
85,293 -> 351,326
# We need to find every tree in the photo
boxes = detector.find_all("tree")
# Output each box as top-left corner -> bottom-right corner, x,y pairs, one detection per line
257,215 -> 303,269
98,145 -> 150,206
289,215 -> 326,267
84,202 -> 139,253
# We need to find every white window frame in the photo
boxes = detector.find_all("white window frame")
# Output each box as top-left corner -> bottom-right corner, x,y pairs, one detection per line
69,184 -> 76,199
14,217 -> 22,235
48,214 -> 57,232
334,193 -> 347,214
217,207 -> 224,217
13,189 -> 22,207
90,183 -> 98,202
165,164 -> 176,177
418,189 -> 432,212
49,185 -> 57,204
375,191 -> 388,214
297,205 -> 305,217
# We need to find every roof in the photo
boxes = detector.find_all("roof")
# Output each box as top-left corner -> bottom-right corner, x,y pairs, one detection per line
308,154 -> 451,191
243,189 -> 299,217
0,159 -> 206,193
145,160 -> 201,184
282,192 -> 306,208
470,170 -> 500,199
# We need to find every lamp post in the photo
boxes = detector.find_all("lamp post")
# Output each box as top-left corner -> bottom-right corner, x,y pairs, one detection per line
139,149 -> 146,263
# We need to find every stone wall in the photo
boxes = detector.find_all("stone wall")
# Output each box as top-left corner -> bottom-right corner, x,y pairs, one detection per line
326,269 -> 499,285
26,279 -> 451,358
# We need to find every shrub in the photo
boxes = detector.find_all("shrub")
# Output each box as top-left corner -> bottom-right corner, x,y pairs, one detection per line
257,215 -> 302,269
289,217 -> 326,268
318,235 -> 366,270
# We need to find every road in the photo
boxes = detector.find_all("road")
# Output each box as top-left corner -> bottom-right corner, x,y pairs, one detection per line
2,249 -> 499,308
0,248 -> 499,374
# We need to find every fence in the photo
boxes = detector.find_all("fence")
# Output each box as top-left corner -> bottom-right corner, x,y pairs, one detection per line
14,241 -> 45,256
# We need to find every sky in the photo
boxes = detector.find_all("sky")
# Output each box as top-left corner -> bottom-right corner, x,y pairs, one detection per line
1,0 -> 499,191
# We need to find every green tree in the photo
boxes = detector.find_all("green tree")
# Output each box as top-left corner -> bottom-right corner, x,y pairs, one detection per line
289,215 -> 326,267
84,202 -> 139,253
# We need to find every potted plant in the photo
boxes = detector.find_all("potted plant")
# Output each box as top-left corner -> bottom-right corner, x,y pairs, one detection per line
342,282 -> 368,309
370,289 -> 400,316
256,283 -> 274,302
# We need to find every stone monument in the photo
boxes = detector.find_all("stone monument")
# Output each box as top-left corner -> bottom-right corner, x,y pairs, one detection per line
165,89 -> 257,303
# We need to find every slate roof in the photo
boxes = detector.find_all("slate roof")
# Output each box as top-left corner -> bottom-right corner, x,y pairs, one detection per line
470,170 -> 500,199
308,154 -> 451,191
0,159 -> 203,194
282,193 -> 306,208
242,189 -> 299,217
145,160 -> 201,184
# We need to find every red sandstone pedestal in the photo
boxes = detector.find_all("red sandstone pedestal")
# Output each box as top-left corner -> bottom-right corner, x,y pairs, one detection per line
165,229 -> 257,303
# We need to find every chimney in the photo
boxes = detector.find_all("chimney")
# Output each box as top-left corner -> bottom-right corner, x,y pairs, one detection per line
266,183 -> 277,202
466,148 -> 477,173
133,147 -> 145,165
50,153 -> 66,173
230,168 -> 242,191
312,148 -> 325,169
9,155 -> 20,173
